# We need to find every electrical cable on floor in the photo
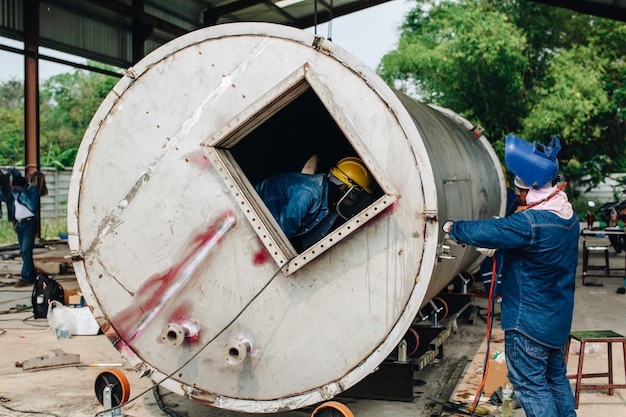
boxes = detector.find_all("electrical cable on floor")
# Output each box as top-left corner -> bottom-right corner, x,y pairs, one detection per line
0,294 -> 32,305
152,383 -> 181,417
93,257 -> 295,417
0,401 -> 62,417
0,314 -> 51,334
470,254 -> 500,416
0,304 -> 31,315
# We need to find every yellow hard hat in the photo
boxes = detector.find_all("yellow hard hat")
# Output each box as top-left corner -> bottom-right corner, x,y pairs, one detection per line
329,157 -> 373,194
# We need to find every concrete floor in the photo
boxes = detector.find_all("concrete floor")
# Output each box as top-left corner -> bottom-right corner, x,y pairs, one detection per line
0,232 -> 626,417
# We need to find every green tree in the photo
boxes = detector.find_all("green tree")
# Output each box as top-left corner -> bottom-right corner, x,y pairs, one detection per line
378,0 -> 528,139
39,63 -> 119,167
522,46 -> 613,164
0,106 -> 24,165
378,0 -> 626,190
0,77 -> 24,109
0,63 -> 119,168
0,78 -> 25,164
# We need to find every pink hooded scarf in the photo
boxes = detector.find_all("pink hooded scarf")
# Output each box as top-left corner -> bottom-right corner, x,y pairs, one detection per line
525,184 -> 574,219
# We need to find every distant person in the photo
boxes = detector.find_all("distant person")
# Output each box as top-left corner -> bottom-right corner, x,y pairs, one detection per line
11,174 -> 39,287
444,135 -> 578,417
0,169 -> 8,220
0,167 -> 20,222
255,157 -> 373,251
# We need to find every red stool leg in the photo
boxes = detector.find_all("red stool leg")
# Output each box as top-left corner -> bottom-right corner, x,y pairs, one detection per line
623,341 -> 626,392
608,342 -> 614,395
575,341 -> 585,409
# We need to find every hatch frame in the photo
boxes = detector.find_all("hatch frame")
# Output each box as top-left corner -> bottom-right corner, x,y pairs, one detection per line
201,62 -> 399,274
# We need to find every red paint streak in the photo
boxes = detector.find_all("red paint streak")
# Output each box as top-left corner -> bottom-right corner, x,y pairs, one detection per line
358,201 -> 397,231
185,150 -> 212,169
185,331 -> 200,342
114,339 -> 137,361
112,211 -> 235,343
167,305 -> 201,343
380,202 -> 397,216
252,245 -> 271,265
168,304 -> 191,324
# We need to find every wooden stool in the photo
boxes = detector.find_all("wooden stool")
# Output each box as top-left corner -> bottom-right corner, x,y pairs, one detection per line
565,330 -> 626,408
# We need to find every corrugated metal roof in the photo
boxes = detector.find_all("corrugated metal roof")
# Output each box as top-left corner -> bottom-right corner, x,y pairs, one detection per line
1,0 -> 624,71
0,0 -> 392,69
532,0 -> 626,21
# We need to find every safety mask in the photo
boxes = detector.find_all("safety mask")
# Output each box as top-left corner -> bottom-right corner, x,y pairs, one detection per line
336,185 -> 367,220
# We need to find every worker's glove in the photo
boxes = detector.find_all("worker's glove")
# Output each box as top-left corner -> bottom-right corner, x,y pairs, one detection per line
476,247 -> 496,257
442,221 -> 464,246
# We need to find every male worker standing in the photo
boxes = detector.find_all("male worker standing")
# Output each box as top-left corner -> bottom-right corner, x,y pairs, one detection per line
11,174 -> 40,288
443,135 -> 578,417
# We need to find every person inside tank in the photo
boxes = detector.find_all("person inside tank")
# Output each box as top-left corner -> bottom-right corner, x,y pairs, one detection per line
255,157 -> 373,251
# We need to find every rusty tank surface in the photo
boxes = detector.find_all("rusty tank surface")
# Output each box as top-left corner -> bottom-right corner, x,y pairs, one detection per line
67,22 -> 505,413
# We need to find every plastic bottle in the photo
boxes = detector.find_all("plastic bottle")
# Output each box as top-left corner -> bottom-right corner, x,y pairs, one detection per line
587,210 -> 594,228
501,383 -> 513,417
55,326 -> 71,339
610,207 -> 618,227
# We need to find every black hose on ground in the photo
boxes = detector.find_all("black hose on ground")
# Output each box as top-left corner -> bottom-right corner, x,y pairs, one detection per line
152,383 -> 181,417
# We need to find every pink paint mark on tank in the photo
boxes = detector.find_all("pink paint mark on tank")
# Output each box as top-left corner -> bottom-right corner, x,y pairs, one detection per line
184,150 -> 212,169
359,200 -> 398,230
167,304 -> 192,324
380,202 -> 398,216
112,211 -> 236,343
253,245 -> 271,265
167,304 -> 201,342
114,339 -> 134,358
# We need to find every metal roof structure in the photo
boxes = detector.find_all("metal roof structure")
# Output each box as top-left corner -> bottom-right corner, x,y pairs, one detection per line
533,0 -> 626,22
1,0 -> 623,73
0,0 -> 624,175
1,0 -> 394,71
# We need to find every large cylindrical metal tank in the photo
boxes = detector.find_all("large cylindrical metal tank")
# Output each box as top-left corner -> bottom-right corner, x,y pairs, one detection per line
67,22 -> 505,413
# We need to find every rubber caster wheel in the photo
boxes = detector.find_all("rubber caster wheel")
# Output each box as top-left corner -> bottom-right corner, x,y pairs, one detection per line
94,368 -> 131,407
311,401 -> 355,417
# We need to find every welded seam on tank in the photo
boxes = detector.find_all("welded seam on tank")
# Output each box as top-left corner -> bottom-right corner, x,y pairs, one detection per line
85,38 -> 275,258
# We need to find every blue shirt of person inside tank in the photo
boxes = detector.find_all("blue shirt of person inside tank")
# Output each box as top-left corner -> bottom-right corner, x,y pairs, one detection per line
255,172 -> 331,238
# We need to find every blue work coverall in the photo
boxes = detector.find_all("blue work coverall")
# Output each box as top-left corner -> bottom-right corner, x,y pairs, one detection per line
256,173 -> 341,250
450,209 -> 579,417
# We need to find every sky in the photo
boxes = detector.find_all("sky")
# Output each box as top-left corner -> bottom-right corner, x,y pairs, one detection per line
0,0 -> 413,82
306,0 -> 412,69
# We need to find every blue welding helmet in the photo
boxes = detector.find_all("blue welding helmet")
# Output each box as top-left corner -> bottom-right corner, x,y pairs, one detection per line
505,135 -> 561,190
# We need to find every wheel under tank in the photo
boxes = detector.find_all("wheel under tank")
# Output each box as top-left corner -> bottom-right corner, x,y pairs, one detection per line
67,22 -> 506,413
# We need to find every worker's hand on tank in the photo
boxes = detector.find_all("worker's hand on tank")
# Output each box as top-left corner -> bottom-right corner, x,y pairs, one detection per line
442,221 -> 465,246
476,247 -> 496,257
